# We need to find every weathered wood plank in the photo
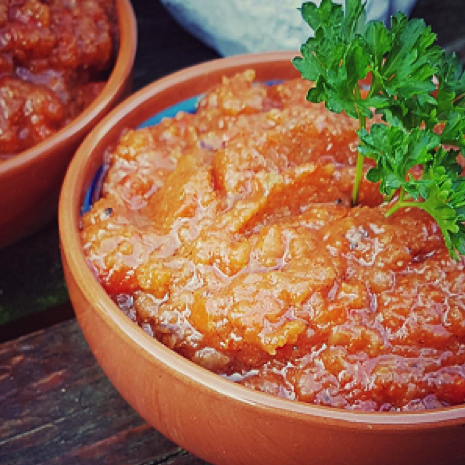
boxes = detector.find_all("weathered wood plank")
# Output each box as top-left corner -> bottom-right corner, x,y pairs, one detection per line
0,319 -> 208,465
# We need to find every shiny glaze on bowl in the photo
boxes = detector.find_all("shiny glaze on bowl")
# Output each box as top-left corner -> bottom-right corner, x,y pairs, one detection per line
59,52 -> 465,465
0,0 -> 137,249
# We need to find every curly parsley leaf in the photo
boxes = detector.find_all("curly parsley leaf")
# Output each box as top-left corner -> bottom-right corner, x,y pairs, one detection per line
294,0 -> 465,258
293,0 -> 373,119
359,121 -> 440,196
380,15 -> 441,101
436,52 -> 465,115
400,173 -> 465,260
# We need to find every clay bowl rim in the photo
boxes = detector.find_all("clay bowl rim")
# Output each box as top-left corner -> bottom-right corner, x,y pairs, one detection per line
59,50 -> 465,431
0,0 -> 137,178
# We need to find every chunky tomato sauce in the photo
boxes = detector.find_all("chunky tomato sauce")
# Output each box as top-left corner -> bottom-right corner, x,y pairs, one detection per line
0,0 -> 117,158
82,71 -> 465,411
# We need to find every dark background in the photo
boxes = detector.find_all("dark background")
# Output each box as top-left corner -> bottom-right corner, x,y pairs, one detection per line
0,0 -> 464,341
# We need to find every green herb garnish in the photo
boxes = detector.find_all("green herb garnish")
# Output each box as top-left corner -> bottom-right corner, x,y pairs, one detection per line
293,0 -> 465,259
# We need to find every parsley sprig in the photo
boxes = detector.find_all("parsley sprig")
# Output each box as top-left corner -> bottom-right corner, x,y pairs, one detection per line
293,0 -> 465,259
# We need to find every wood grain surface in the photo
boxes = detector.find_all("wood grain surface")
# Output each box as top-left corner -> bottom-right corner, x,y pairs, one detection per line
0,319 -> 209,465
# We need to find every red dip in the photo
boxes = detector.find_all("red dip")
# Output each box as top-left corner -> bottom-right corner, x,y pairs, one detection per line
81,71 -> 465,412
0,0 -> 117,158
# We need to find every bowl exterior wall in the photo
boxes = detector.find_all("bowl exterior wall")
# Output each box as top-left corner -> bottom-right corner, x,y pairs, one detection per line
60,51 -> 465,465
62,255 -> 465,465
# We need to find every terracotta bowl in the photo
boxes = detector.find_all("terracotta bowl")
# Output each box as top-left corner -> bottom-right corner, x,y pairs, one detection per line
59,52 -> 465,465
0,0 -> 137,249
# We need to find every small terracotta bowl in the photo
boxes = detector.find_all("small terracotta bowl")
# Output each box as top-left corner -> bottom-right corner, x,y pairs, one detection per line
59,52 -> 465,465
0,0 -> 137,249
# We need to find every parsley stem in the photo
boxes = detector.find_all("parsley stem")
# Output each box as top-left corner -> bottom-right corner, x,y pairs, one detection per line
385,190 -> 396,203
352,150 -> 365,206
386,197 -> 419,218
352,90 -> 367,206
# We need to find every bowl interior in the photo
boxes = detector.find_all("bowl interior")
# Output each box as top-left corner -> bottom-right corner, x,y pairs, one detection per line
0,0 -> 137,175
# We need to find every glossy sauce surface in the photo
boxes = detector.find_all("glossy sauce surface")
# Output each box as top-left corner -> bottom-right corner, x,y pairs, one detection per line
82,72 -> 465,411
0,0 -> 117,158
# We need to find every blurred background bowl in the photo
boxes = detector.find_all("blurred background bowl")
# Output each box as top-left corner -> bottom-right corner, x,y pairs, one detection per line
59,52 -> 465,465
159,0 -> 417,56
0,0 -> 137,249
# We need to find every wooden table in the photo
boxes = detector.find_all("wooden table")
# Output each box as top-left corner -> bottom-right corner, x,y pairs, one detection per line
1,1 -> 465,464
0,319 -> 208,465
